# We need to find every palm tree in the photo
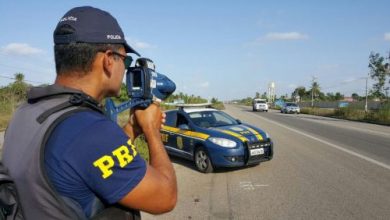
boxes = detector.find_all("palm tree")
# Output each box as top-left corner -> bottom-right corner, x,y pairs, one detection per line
310,81 -> 321,107
292,86 -> 306,102
14,73 -> 25,83
11,72 -> 28,102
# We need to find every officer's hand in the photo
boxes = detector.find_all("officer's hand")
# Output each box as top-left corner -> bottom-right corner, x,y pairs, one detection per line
133,103 -> 165,133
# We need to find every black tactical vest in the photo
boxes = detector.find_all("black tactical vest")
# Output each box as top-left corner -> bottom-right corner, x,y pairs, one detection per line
2,85 -> 140,220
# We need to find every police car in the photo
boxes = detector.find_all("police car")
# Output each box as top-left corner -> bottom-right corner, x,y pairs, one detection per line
161,104 -> 273,173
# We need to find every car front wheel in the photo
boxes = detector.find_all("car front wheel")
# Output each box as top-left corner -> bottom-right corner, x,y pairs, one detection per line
195,147 -> 214,173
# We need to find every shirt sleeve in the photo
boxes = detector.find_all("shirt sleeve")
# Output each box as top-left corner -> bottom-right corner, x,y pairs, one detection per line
63,118 -> 147,204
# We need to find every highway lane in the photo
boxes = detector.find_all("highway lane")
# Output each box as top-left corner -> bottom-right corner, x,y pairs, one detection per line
239,106 -> 390,169
143,104 -> 390,220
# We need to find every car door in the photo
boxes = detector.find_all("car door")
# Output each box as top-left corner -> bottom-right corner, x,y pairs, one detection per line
175,112 -> 195,159
161,111 -> 180,153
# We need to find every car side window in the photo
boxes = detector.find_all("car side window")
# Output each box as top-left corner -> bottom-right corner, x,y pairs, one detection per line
177,113 -> 189,129
165,111 -> 177,127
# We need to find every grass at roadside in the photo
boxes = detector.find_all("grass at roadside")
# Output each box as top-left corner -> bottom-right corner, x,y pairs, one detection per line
0,99 -> 16,131
0,113 -> 11,131
300,103 -> 390,125
300,107 -> 335,117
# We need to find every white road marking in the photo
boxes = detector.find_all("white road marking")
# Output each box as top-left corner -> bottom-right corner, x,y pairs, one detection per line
254,184 -> 269,187
250,112 -> 390,171
239,181 -> 269,190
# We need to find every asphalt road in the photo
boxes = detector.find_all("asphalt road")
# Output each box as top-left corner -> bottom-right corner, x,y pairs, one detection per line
1,105 -> 389,220
142,104 -> 390,220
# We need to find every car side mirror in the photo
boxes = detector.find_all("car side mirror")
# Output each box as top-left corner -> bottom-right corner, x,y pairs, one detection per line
178,124 -> 190,130
236,119 -> 242,124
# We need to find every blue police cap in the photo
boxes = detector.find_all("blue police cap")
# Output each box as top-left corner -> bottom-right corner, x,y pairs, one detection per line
54,6 -> 140,56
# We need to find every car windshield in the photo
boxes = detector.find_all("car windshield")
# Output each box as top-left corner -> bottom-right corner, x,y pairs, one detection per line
286,103 -> 298,107
188,110 -> 239,128
255,100 -> 266,104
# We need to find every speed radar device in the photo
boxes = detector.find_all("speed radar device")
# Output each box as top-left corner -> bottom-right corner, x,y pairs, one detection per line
105,58 -> 176,121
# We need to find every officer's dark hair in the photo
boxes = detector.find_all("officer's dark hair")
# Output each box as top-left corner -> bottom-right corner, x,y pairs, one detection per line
54,24 -> 122,75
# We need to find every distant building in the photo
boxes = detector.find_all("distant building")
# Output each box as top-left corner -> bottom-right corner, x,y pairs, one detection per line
342,97 -> 354,102
267,82 -> 275,103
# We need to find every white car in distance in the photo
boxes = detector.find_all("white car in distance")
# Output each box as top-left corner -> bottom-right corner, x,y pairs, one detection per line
252,99 -> 268,112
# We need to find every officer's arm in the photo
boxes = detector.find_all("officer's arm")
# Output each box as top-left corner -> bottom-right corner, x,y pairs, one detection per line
120,105 -> 177,214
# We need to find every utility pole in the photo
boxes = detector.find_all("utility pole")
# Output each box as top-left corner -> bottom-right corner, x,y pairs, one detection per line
386,52 -> 390,101
365,76 -> 368,112
311,76 -> 317,107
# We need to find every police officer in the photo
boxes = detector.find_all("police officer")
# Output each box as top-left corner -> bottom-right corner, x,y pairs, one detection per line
2,6 -> 177,219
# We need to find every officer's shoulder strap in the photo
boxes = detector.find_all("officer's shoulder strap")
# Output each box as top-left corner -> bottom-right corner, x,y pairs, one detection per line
28,84 -> 104,123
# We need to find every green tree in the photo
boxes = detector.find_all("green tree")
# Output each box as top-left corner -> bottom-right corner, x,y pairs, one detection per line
292,86 -> 306,102
311,81 -> 321,99
255,92 -> 260,98
369,52 -> 388,100
261,92 -> 267,99
334,92 -> 344,101
239,97 -> 252,105
10,72 -> 29,102
326,92 -> 335,101
351,93 -> 359,101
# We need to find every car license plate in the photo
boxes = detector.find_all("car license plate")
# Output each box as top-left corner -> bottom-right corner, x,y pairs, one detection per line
250,148 -> 264,156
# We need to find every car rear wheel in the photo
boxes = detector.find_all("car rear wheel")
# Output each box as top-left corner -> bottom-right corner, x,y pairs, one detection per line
195,147 -> 213,173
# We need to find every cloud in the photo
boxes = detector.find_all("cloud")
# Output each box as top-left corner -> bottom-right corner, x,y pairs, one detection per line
126,38 -> 155,49
263,32 -> 309,41
288,84 -> 297,89
384,33 -> 390,41
134,41 -> 153,49
318,64 -> 340,69
199,81 -> 210,88
342,77 -> 366,84
1,43 -> 44,55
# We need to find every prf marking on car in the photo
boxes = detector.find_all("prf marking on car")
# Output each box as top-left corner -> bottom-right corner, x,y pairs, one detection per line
214,126 -> 264,142
246,127 -> 264,141
177,136 -> 184,149
161,133 -> 169,143
162,125 -> 209,140
214,128 -> 248,142
239,130 -> 251,135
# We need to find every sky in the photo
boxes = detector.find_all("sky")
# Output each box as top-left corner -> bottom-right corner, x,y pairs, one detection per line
1,0 -> 390,101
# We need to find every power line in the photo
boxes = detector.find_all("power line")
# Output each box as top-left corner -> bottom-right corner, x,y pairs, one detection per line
0,63 -> 54,75
321,77 -> 368,90
0,50 -> 54,66
0,74 -> 47,84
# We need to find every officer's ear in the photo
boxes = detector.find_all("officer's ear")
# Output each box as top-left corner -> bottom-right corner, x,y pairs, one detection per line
102,51 -> 114,78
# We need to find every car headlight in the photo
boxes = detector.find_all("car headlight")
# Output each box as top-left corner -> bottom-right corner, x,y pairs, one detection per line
209,137 -> 237,148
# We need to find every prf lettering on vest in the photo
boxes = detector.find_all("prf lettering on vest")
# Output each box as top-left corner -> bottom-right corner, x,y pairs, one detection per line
93,139 -> 138,179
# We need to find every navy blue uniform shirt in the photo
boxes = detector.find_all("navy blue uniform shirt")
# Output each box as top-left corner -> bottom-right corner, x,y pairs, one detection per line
45,111 -> 146,217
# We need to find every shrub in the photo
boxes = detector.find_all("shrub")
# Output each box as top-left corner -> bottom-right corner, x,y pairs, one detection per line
301,107 -> 335,117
